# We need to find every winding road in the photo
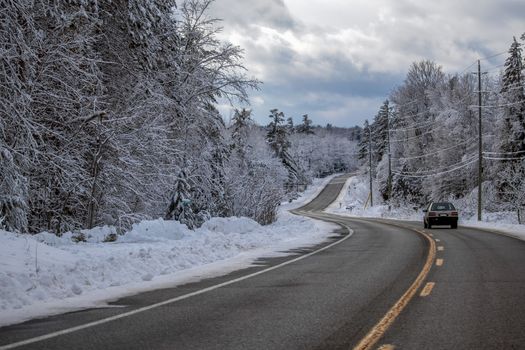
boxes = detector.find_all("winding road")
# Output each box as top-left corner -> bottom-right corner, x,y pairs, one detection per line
1,174 -> 524,349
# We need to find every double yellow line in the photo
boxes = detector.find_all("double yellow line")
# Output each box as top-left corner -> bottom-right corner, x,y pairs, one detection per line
352,222 -> 437,350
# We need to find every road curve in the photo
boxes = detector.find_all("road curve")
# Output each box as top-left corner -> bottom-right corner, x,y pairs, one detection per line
0,175 -> 431,350
374,218 -> 525,349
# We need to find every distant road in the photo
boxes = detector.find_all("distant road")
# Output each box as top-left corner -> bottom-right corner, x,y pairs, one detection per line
1,175 -> 524,349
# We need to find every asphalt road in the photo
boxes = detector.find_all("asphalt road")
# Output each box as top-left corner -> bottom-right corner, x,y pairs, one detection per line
376,219 -> 525,349
1,174 -> 524,350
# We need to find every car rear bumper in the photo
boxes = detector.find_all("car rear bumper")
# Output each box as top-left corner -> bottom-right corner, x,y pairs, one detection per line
428,217 -> 458,225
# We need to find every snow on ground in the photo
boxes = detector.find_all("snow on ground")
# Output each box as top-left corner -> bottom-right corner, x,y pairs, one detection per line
0,177 -> 339,327
326,174 -> 525,242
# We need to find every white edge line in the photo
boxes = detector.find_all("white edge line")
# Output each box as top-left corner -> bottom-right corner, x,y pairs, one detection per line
461,224 -> 525,242
0,226 -> 354,350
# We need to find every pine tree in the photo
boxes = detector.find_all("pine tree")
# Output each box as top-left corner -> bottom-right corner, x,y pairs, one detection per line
297,114 -> 315,134
266,109 -> 303,191
267,109 -> 288,157
357,120 -> 370,165
372,100 -> 390,162
499,37 -> 525,155
495,37 -> 525,202
286,117 -> 295,133
230,108 -> 252,159
165,170 -> 196,229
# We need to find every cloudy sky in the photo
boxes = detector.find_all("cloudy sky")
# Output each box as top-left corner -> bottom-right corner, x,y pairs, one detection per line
209,0 -> 525,127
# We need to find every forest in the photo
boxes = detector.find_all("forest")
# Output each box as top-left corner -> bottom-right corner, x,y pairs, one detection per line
0,0 -> 358,234
357,35 -> 525,222
3,0 -> 523,235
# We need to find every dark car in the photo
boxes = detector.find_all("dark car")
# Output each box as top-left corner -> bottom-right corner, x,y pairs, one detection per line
423,202 -> 458,229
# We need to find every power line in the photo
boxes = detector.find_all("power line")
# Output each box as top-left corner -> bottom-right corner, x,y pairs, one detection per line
391,94 -> 476,126
483,64 -> 505,74
458,60 -> 479,76
483,155 -> 525,161
391,109 -> 429,122
389,128 -> 435,142
483,149 -> 525,155
390,137 -> 476,160
393,157 -> 478,178
470,98 -> 525,108
479,81 -> 525,94
396,154 -> 478,174
388,119 -> 439,133
479,50 -> 508,61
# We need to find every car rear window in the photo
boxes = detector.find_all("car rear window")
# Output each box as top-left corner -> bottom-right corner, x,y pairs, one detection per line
431,202 -> 455,211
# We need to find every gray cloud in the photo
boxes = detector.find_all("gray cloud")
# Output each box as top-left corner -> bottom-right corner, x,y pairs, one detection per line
209,0 -> 525,127
210,0 -> 296,30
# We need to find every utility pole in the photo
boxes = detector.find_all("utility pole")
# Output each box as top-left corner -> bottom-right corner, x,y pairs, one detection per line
477,60 -> 483,221
386,101 -> 392,210
368,121 -> 373,207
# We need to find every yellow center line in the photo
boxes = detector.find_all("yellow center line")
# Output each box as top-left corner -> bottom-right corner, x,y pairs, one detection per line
436,259 -> 443,266
420,282 -> 435,297
377,345 -> 395,350
352,221 -> 436,350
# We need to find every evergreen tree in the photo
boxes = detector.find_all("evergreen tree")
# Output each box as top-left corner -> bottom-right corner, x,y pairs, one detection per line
371,100 -> 391,162
165,170 -> 196,229
496,37 -> 525,199
357,120 -> 370,165
286,117 -> 295,133
266,109 -> 303,191
267,109 -> 289,157
297,114 -> 315,134
230,108 -> 252,159
371,100 -> 393,201
498,37 -> 525,156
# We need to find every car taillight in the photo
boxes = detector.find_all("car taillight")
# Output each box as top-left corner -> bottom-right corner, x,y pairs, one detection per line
429,212 -> 437,217
451,211 -> 458,216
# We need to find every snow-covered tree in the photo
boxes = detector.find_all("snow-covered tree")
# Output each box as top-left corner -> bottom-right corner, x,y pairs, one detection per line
231,108 -> 253,156
371,100 -> 391,162
490,37 -> 525,209
371,100 -> 393,201
286,117 -> 295,133
496,160 -> 525,223
0,0 -> 262,233
165,170 -> 196,229
297,114 -> 315,135
0,149 -> 28,232
225,123 -> 287,224
356,120 -> 370,166
389,60 -> 445,204
266,109 -> 304,192
497,37 -> 525,161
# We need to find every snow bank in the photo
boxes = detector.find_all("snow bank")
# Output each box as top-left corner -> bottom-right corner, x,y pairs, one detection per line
327,175 -> 525,241
326,175 -> 421,221
0,179 -> 338,327
460,218 -> 525,241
